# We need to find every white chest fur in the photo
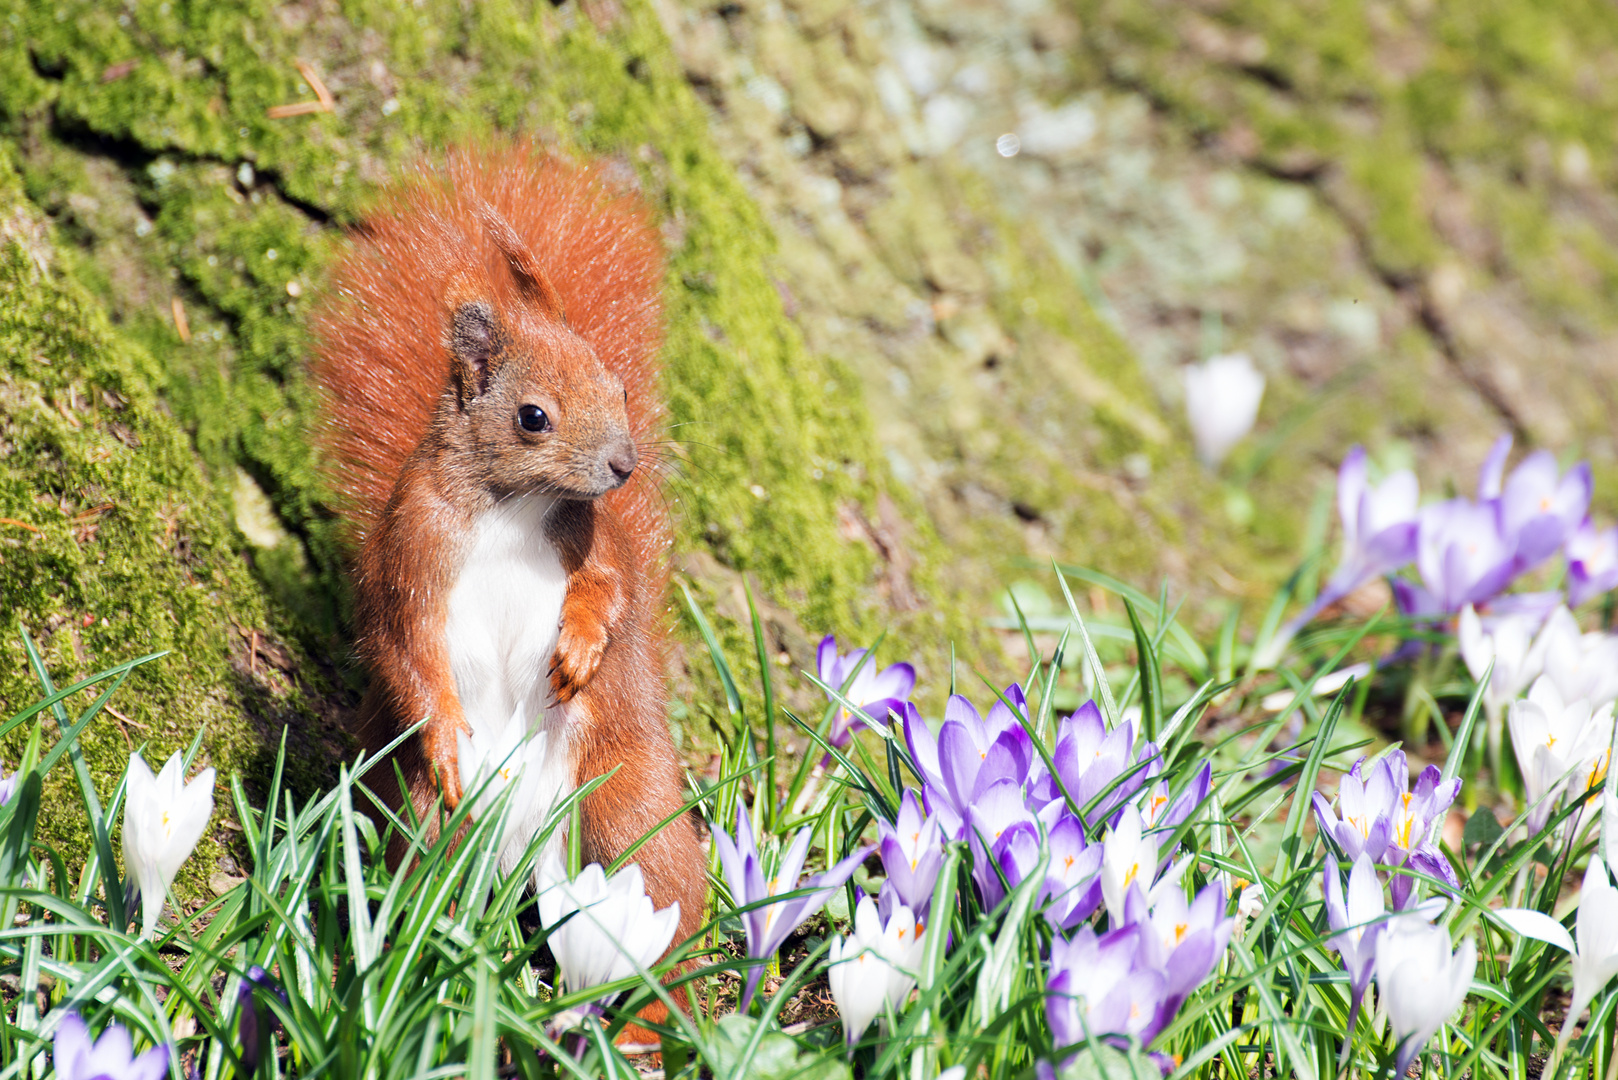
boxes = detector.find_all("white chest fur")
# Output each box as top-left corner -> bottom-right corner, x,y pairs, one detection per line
444,495 -> 576,871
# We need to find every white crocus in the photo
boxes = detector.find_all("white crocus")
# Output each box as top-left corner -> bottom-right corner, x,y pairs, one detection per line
1100,805 -> 1159,924
1458,605 -> 1545,726
1183,353 -> 1265,468
122,751 -> 215,938
1496,858 -> 1618,1048
1508,677 -> 1615,836
535,857 -> 681,1002
457,703 -> 557,873
827,894 -> 926,1045
1374,913 -> 1476,1076
1537,607 -> 1618,713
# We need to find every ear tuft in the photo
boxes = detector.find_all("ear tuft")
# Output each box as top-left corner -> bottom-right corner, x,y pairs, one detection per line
471,196 -> 569,323
451,300 -> 497,396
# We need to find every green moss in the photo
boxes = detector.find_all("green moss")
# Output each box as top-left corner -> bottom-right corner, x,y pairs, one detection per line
0,143 -> 338,895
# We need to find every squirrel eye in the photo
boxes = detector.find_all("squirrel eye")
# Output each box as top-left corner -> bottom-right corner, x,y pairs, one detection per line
517,404 -> 550,433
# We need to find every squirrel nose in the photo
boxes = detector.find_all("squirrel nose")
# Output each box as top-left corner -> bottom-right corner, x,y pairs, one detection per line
607,443 -> 638,482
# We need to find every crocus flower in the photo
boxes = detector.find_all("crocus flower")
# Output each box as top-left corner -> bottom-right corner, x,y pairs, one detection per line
1536,607 -> 1618,712
1046,923 -> 1166,1054
1269,447 -> 1418,651
237,964 -> 286,1074
1030,701 -> 1158,826
1042,809 -> 1103,929
0,761 -> 15,807
459,703 -> 560,873
877,790 -> 944,916
1394,498 -> 1518,617
1141,762 -> 1213,834
1122,877 -> 1234,1039
905,688 -> 1035,839
826,894 -> 926,1045
1494,857 -> 1618,1049
817,635 -> 916,749
1183,353 -> 1265,468
52,1013 -> 168,1080
967,779 -> 1040,910
122,751 -> 215,937
535,857 -> 681,1000
1494,441 -> 1592,572
1508,676 -> 1615,836
1374,912 -> 1476,1076
712,805 -> 870,1009
1568,519 -> 1618,609
1458,604 -> 1545,728
1322,853 -> 1385,1033
1100,805 -> 1159,924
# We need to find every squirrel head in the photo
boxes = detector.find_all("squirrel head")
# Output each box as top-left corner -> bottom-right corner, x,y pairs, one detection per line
440,201 -> 637,501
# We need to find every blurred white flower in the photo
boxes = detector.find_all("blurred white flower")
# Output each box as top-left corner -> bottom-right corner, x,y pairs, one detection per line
122,751 -> 215,938
1374,912 -> 1476,1076
827,894 -> 926,1045
1237,882 -> 1267,920
1458,605 -> 1545,726
456,703 -> 559,873
1536,607 -> 1618,712
1508,676 -> 1615,835
535,857 -> 680,1002
1183,353 -> 1265,468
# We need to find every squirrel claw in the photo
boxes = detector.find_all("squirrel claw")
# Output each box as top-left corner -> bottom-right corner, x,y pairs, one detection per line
551,624 -> 606,703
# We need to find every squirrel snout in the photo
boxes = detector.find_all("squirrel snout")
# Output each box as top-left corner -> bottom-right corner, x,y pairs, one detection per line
606,441 -> 638,484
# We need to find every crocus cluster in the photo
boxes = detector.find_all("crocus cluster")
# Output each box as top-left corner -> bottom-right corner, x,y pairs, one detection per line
1267,436 -> 1613,666
812,677 -> 1225,1064
1312,749 -> 1460,909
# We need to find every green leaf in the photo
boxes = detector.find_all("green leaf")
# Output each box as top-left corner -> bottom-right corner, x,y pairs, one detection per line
706,1015 -> 851,1080
1463,807 -> 1505,849
1052,1043 -> 1159,1080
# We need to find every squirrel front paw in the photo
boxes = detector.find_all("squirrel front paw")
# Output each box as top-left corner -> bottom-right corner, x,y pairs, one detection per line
423,718 -> 470,808
550,619 -> 608,703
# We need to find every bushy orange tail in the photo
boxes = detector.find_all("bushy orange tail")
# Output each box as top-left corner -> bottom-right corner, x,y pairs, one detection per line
311,142 -> 670,573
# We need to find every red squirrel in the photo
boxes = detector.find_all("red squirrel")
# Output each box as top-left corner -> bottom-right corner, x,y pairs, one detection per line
310,142 -> 706,964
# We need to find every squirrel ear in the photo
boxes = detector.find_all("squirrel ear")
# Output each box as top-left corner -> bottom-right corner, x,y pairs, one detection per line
471,197 -> 568,324
449,300 -> 498,399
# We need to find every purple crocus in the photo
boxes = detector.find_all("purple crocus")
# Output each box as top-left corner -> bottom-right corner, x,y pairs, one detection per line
1568,519 -> 1618,608
1045,924 -> 1166,1055
712,805 -> 871,1010
816,635 -> 916,749
0,762 -> 15,807
1122,878 -> 1234,1041
1042,808 -> 1103,929
1394,497 -> 1518,617
237,964 -> 287,1074
1029,701 -> 1158,826
1322,853 -> 1385,1038
904,689 -> 1036,839
876,789 -> 944,916
967,779 -> 1039,910
52,1013 -> 168,1080
1141,762 -> 1213,834
1492,438 -> 1592,572
1279,447 -> 1419,640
